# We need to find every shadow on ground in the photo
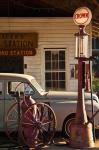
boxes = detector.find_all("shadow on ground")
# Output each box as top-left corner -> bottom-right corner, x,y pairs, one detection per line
0,130 -> 99,150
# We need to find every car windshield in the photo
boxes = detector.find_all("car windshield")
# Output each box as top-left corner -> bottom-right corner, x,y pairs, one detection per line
31,78 -> 45,94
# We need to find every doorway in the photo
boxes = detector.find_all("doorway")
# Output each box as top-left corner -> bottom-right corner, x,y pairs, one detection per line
0,56 -> 24,73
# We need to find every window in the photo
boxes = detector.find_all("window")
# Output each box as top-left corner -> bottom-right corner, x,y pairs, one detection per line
7,81 -> 34,99
45,49 -> 66,91
92,37 -> 99,49
93,56 -> 99,77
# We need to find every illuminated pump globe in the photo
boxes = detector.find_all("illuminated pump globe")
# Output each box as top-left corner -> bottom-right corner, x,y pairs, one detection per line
75,32 -> 89,58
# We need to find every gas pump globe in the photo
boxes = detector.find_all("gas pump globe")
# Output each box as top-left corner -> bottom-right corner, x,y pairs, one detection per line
75,25 -> 89,58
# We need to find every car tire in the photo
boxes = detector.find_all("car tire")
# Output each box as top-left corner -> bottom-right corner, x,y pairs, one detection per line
62,113 -> 76,139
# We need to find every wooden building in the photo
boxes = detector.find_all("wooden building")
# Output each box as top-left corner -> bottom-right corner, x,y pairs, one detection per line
0,17 -> 92,91
0,0 -> 98,91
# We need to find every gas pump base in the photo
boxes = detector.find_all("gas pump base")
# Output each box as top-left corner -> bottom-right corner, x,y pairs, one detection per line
70,122 -> 95,148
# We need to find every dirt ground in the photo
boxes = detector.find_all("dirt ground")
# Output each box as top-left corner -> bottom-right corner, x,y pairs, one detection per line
0,132 -> 99,150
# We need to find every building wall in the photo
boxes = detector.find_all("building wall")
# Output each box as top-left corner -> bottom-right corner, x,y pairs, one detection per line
0,17 -> 92,91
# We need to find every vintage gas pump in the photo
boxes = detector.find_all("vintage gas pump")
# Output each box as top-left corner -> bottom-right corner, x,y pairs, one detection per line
70,7 -> 95,148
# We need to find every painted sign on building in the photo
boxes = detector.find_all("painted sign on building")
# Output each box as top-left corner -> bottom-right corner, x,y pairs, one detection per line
0,33 -> 38,56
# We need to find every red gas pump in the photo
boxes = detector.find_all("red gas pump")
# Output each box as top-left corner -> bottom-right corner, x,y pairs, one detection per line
70,7 -> 95,148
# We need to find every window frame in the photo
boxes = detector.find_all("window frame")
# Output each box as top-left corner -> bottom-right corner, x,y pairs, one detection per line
44,48 -> 66,91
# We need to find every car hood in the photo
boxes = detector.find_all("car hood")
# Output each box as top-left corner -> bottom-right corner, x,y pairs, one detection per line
46,91 -> 78,100
46,91 -> 99,102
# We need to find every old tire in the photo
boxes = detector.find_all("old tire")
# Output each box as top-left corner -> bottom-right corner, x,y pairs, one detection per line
62,113 -> 75,139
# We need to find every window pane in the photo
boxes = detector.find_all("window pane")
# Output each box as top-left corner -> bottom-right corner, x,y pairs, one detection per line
59,51 -> 65,60
45,62 -> 51,70
59,81 -> 65,89
52,81 -> 58,89
59,61 -> 65,69
92,37 -> 99,49
59,72 -> 65,80
45,51 -> 51,60
45,73 -> 51,80
96,38 -> 99,49
52,52 -> 58,60
92,38 -> 95,49
46,81 -> 51,88
52,72 -> 58,80
52,61 -> 58,70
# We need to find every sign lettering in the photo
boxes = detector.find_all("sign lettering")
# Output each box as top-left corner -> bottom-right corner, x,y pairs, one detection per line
73,7 -> 92,26
0,50 -> 35,56
0,33 -> 38,56
74,13 -> 89,19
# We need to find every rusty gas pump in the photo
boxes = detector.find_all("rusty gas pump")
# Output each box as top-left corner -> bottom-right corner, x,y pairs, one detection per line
70,7 -> 95,148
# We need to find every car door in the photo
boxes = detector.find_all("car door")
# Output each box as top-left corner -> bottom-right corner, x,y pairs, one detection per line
0,80 -> 4,131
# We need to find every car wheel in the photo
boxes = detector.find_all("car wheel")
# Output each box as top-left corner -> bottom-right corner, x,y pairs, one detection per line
62,113 -> 75,139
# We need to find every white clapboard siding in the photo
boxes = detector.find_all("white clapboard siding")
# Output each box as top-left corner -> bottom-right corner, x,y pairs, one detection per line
0,17 -> 92,91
